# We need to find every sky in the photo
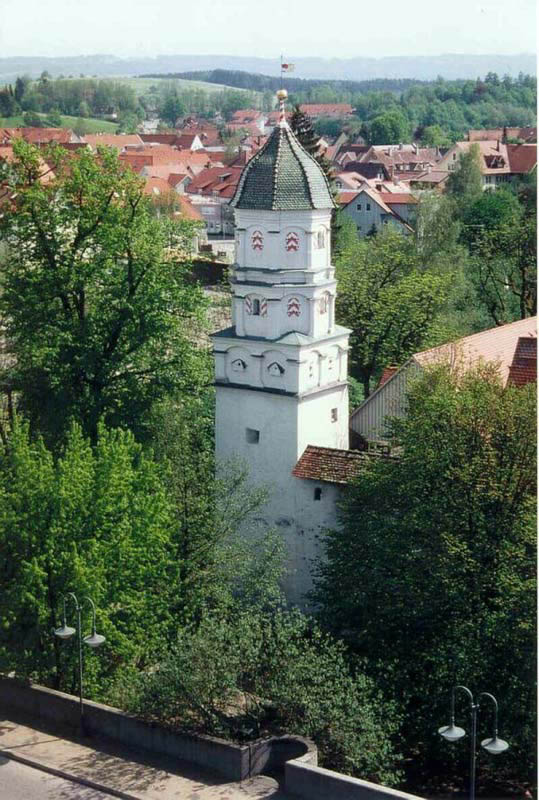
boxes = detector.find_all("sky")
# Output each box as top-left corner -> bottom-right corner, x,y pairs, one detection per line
0,0 -> 536,59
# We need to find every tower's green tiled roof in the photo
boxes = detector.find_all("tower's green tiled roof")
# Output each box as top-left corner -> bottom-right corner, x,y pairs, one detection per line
230,123 -> 335,211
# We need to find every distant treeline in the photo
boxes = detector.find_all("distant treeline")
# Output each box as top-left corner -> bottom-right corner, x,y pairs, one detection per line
140,69 -> 425,95
0,74 -> 140,118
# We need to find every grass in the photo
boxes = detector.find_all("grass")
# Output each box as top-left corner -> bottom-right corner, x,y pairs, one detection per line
87,76 -> 257,97
0,113 -> 117,133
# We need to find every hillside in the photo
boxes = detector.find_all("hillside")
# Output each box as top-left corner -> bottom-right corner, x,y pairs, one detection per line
0,52 -> 535,84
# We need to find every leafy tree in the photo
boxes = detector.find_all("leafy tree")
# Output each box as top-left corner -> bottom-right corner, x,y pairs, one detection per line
446,143 -> 483,214
335,226 -> 450,396
366,110 -> 411,145
127,605 -> 402,784
314,364 -> 537,792
0,420 -> 175,696
0,88 -> 18,117
420,124 -> 452,147
45,109 -> 63,127
0,140 -> 209,444
461,188 -> 522,248
470,214 -> 537,324
14,75 -> 30,104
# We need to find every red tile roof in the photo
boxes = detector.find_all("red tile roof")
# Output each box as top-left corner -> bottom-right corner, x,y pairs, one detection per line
379,192 -> 418,204
292,445 -> 390,484
507,336 -> 537,387
414,316 -> 537,386
84,134 -> 143,150
378,366 -> 399,388
299,103 -> 354,116
506,143 -> 537,174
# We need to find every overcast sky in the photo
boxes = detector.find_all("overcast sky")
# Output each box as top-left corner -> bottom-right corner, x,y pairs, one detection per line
0,0 -> 536,59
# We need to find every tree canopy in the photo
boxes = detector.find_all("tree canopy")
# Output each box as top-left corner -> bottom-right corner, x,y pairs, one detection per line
0,140 -> 209,444
314,363 -> 537,791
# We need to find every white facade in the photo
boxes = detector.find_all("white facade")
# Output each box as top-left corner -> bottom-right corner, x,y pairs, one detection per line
212,206 -> 351,604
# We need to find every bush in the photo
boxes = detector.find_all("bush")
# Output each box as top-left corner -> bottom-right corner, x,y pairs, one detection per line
127,607 -> 402,785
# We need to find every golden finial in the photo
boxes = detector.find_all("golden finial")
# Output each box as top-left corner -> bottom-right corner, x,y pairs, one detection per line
276,88 -> 288,125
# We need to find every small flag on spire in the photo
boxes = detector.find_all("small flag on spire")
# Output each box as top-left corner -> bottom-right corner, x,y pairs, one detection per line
281,63 -> 295,72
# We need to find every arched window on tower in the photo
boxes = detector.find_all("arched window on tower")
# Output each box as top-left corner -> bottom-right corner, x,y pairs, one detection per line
252,298 -> 261,315
316,229 -> 325,249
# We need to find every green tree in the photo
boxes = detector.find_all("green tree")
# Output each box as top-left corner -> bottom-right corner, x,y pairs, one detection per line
335,226 -> 450,396
470,214 -> 537,324
127,605 -> 402,784
314,364 -> 537,792
420,124 -> 452,147
0,420 -> 175,696
160,90 -> 186,126
366,110 -> 411,145
0,140 -> 209,444
22,110 -> 44,127
446,143 -> 483,214
461,188 -> 522,247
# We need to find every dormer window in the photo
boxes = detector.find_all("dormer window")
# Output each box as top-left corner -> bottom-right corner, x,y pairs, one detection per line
268,362 -> 285,376
231,358 -> 247,372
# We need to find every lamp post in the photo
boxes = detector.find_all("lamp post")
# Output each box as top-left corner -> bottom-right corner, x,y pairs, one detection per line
438,685 -> 509,800
54,593 -> 105,735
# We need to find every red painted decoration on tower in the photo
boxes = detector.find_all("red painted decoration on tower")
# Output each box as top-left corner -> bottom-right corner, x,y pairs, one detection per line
287,297 -> 301,317
286,231 -> 299,252
251,230 -> 264,250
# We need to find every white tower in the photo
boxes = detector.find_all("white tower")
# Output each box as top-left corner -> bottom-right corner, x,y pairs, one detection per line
212,91 -> 351,604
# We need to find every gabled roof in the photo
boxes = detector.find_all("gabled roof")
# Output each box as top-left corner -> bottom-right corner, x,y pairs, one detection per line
299,103 -> 354,116
379,192 -> 418,205
84,134 -> 143,150
293,445 -> 389,484
413,316 -> 537,385
506,143 -> 537,174
507,336 -> 537,387
230,121 -> 334,211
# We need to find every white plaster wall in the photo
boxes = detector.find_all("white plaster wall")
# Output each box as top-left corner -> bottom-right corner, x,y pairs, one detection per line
215,381 -> 349,606
235,209 -> 332,273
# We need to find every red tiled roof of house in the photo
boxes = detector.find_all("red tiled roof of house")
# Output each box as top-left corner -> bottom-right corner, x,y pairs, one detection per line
84,133 -> 143,149
143,176 -> 172,195
378,366 -> 399,388
299,103 -> 354,116
185,165 -> 243,195
506,143 -> 537,174
336,190 -> 360,205
379,192 -> 418,204
230,109 -> 265,122
175,133 -> 202,150
292,445 -> 389,484
140,133 -> 179,146
167,172 -> 188,186
414,316 -> 537,385
507,336 -> 537,387
175,195 -> 204,221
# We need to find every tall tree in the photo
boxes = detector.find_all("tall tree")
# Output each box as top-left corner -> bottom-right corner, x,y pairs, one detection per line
314,364 -> 537,792
0,140 -> 209,444
335,226 -> 450,396
445,143 -> 483,215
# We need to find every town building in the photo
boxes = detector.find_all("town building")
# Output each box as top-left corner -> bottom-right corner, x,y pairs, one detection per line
337,185 -> 417,236
350,316 -> 537,446
437,140 -> 537,189
212,91 -> 354,604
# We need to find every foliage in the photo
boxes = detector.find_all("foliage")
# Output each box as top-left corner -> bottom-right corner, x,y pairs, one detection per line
127,604 -> 402,784
0,420 -> 175,697
469,214 -> 537,324
314,364 -> 537,791
335,226 -> 450,395
461,187 -> 522,246
446,143 -> 483,214
364,110 -> 411,145
0,140 -> 210,444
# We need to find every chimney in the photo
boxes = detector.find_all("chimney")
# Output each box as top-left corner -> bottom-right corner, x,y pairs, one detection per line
398,142 -> 403,150
427,164 -> 432,174
389,164 -> 394,180
413,142 -> 419,154
497,139 -> 500,151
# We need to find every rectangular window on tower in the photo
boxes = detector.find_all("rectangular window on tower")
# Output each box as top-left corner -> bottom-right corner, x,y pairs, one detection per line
246,428 -> 260,444
331,408 -> 338,422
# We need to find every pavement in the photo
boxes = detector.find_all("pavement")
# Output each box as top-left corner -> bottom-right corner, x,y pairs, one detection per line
0,715 -> 287,800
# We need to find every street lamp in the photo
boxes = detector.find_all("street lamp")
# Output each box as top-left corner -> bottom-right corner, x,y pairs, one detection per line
54,593 -> 105,734
438,685 -> 509,800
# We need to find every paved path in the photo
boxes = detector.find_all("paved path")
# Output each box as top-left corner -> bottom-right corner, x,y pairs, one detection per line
0,756 -> 116,798
0,717 -> 287,800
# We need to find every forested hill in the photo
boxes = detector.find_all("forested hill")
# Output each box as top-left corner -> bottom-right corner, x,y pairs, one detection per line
141,69 -> 425,95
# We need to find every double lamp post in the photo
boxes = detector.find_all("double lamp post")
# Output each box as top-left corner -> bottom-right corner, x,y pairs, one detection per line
438,685 -> 509,800
54,593 -> 106,734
